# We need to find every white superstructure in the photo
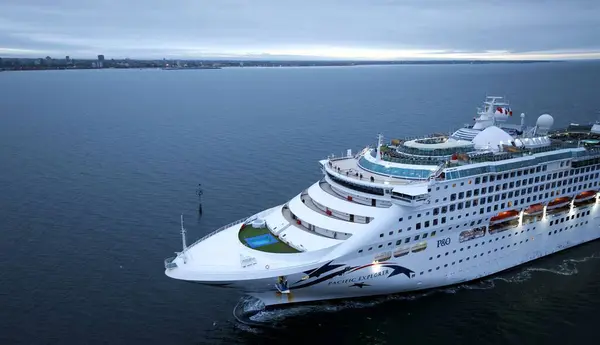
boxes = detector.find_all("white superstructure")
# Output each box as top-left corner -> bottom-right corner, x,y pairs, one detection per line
164,96 -> 600,308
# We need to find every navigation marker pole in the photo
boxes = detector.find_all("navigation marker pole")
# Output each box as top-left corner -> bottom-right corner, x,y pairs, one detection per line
197,183 -> 203,214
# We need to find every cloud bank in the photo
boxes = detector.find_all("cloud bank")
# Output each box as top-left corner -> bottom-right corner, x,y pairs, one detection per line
1,0 -> 599,60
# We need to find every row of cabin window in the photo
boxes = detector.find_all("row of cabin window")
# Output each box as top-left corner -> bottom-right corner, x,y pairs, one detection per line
418,177 -> 598,221
548,221 -> 589,236
416,219 -> 489,240
549,210 -> 591,226
430,227 -> 537,262
427,166 -> 598,205
359,232 -> 430,253
473,163 -> 551,185
449,171 -> 598,201
470,161 -> 580,185
438,163 -> 551,190
391,217 -> 488,246
413,183 -> 597,231
396,211 -> 485,236
398,166 -> 600,222
380,192 -> 590,253
421,236 -> 536,275
398,178 -> 596,231
364,173 -> 597,253
394,229 -> 438,245
436,163 -> 597,192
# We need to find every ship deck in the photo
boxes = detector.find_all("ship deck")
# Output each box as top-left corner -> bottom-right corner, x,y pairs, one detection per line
327,157 -> 418,185
238,224 -> 300,253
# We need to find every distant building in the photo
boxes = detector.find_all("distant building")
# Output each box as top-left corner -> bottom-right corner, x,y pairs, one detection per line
97,54 -> 105,68
65,56 -> 71,65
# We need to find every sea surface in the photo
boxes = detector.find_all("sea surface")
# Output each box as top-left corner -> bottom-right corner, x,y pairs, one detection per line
1,62 -> 600,345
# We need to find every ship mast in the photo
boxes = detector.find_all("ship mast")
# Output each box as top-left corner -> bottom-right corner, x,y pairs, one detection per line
376,133 -> 384,161
180,214 -> 188,263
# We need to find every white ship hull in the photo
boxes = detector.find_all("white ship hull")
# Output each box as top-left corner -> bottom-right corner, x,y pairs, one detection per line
182,203 -> 600,308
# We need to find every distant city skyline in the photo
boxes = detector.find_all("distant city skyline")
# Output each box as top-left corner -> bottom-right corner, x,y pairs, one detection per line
1,0 -> 599,60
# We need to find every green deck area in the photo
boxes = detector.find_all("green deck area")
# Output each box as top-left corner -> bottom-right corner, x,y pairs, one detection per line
238,224 -> 300,253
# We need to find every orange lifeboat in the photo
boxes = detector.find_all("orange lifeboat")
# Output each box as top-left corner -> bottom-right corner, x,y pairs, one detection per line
524,203 -> 543,215
575,190 -> 597,201
490,210 -> 520,223
547,196 -> 571,209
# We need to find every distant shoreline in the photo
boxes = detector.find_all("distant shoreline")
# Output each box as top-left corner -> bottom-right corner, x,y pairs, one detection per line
0,59 -> 559,72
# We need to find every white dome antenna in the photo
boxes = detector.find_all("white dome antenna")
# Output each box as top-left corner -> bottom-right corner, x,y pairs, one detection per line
536,114 -> 554,135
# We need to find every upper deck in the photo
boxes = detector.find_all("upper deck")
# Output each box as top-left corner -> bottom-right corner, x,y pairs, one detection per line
324,121 -> 600,189
324,150 -> 439,185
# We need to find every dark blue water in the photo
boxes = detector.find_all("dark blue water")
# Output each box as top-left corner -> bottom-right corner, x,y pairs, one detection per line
1,63 -> 600,345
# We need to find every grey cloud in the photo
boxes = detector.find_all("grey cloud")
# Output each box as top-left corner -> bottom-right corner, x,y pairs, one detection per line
0,0 -> 599,59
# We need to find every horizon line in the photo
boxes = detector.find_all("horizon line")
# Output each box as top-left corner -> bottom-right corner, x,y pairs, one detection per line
3,47 -> 600,61
4,55 -> 596,62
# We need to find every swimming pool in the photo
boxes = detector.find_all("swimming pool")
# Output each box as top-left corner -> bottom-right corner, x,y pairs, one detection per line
244,233 -> 279,248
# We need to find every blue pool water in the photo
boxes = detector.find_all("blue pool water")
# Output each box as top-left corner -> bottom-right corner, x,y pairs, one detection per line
245,233 -> 279,248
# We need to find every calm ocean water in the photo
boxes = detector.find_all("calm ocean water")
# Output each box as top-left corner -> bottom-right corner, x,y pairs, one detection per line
1,62 -> 600,345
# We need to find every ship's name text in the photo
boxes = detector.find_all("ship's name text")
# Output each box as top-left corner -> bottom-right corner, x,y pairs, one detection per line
328,269 -> 389,285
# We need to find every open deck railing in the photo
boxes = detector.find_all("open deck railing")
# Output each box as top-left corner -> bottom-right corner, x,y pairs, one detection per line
383,154 -> 446,165
394,144 -> 473,157
187,217 -> 249,248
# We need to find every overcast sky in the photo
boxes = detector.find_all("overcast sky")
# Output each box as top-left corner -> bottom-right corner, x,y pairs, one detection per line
1,0 -> 599,60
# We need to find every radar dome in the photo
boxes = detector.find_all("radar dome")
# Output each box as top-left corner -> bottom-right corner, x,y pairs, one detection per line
472,126 -> 514,151
536,114 -> 554,129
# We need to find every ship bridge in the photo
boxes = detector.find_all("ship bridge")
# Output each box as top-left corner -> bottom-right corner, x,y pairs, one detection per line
391,184 -> 430,206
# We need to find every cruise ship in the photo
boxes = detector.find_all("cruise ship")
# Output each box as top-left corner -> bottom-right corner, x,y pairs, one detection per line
164,96 -> 600,309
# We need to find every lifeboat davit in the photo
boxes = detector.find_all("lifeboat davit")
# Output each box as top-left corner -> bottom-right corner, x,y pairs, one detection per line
490,210 -> 520,223
575,190 -> 597,202
524,203 -> 544,215
547,196 -> 571,209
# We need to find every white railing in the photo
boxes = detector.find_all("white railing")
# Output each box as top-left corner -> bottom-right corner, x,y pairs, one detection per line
187,217 -> 249,248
